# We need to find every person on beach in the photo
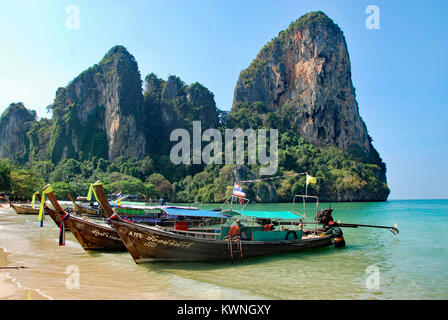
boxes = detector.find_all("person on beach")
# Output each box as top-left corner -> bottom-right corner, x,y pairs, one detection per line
321,221 -> 346,247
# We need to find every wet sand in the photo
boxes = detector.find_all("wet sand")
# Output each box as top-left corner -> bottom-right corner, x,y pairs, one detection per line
0,205 -> 53,300
1,244 -> 49,300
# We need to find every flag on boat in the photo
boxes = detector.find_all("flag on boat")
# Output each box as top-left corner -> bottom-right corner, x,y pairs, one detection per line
116,192 -> 123,199
233,184 -> 246,198
306,174 -> 317,185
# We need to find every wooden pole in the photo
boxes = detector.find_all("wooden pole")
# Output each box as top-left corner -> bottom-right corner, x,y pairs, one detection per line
43,185 -> 65,214
92,182 -> 115,218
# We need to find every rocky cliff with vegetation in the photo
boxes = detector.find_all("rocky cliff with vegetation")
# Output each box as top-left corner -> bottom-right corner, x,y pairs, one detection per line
143,73 -> 220,155
0,103 -> 37,164
228,11 -> 389,201
48,46 -> 148,163
0,12 -> 389,202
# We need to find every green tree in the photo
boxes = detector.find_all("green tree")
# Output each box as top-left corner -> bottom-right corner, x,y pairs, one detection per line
146,173 -> 173,200
0,159 -> 11,192
10,169 -> 44,199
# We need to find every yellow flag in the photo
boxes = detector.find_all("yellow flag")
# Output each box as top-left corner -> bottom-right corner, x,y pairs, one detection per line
117,198 -> 122,206
306,174 -> 317,185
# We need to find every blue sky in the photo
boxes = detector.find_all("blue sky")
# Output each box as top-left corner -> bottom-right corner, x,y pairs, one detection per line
0,0 -> 447,199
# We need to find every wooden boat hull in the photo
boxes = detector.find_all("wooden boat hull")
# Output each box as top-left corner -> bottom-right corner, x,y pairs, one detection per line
73,202 -> 101,216
44,207 -> 125,251
109,220 -> 333,263
10,203 -> 40,215
66,215 -> 126,251
44,207 -> 69,230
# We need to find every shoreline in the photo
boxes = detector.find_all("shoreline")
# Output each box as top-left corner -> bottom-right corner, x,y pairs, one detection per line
0,247 -> 32,299
0,208 -> 50,300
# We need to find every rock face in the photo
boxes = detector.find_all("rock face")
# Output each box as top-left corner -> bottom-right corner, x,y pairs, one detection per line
0,47 -> 220,165
48,45 -> 147,163
143,73 -> 219,153
232,11 -> 375,158
0,103 -> 36,163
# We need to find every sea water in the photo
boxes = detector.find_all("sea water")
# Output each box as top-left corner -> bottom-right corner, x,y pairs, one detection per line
0,200 -> 447,300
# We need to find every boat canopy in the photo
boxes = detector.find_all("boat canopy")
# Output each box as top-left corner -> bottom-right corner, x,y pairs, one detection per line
223,210 -> 303,220
161,208 -> 230,218
110,204 -> 198,211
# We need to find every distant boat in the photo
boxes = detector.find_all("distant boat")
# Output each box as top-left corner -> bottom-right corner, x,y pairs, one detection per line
67,194 -> 103,216
4,196 -> 40,215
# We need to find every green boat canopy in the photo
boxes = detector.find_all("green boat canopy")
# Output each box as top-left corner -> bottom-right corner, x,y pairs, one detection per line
223,210 -> 303,220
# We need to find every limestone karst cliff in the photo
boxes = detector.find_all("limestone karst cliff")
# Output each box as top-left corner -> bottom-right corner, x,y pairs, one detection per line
229,11 -> 388,200
48,45 -> 148,163
0,103 -> 36,164
233,11 -> 376,158
0,11 -> 389,201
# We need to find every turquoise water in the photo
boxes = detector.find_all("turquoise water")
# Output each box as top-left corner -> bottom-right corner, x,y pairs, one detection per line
1,200 -> 447,299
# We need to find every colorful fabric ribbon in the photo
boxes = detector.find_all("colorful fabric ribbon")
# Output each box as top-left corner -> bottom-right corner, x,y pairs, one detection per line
107,212 -> 133,224
31,191 -> 40,208
38,185 -> 54,227
59,212 -> 70,246
87,181 -> 102,204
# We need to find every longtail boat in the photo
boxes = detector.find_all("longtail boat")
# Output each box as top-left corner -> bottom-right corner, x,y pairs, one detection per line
43,183 -> 195,251
32,193 -> 69,230
5,196 -> 40,215
67,194 -> 103,216
100,189 -> 334,263
43,185 -> 126,251
109,211 -> 332,263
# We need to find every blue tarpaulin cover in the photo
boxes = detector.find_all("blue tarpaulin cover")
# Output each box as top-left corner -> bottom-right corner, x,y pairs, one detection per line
223,210 -> 303,220
161,208 -> 230,218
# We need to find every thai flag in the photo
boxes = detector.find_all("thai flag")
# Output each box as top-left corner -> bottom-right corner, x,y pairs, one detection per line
233,184 -> 246,198
116,192 -> 123,199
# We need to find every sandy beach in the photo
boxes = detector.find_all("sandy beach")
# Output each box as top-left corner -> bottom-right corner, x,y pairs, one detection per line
0,207 -> 49,300
0,247 -> 33,299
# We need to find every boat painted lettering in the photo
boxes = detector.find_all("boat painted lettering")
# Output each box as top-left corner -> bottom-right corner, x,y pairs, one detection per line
128,231 -> 143,239
177,304 -> 211,318
145,235 -> 193,249
91,230 -> 120,241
